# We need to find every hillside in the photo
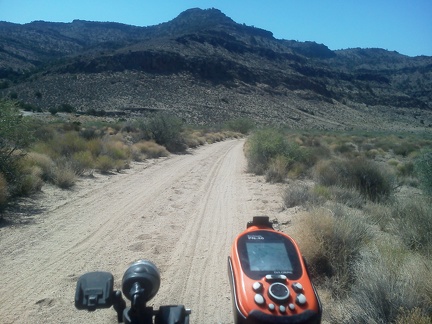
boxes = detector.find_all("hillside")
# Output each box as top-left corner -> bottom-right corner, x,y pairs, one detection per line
1,8 -> 431,130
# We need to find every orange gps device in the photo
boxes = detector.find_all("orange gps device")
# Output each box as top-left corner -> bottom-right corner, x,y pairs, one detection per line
228,216 -> 322,324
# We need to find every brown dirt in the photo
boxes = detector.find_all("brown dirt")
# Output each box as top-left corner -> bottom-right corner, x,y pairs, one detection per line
0,139 -> 294,324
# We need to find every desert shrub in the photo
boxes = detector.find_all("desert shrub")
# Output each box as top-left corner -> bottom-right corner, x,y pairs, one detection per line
334,142 -> 357,155
49,107 -> 58,115
312,184 -> 332,201
131,141 -> 169,161
363,202 -> 393,231
365,148 -> 381,158
397,161 -> 415,177
351,242 -> 431,323
306,144 -> 332,166
79,127 -> 100,140
96,155 -> 115,174
391,197 -> 432,255
414,150 -> 432,195
0,173 -> 8,209
265,155 -> 290,183
246,128 -> 289,174
348,159 -> 395,202
392,141 -> 418,157
283,184 -> 320,208
23,152 -> 54,181
224,118 -> 255,134
313,159 -> 342,187
328,186 -> 365,208
286,162 -> 307,179
32,123 -> 56,142
102,139 -> 130,160
53,132 -> 87,157
0,100 -> 32,196
183,131 -> 206,148
246,128 -> 308,177
141,113 -> 187,153
300,206 -> 372,297
314,158 -> 394,202
14,167 -> 43,196
58,103 -> 76,113
51,159 -> 77,189
87,138 -> 103,157
394,308 -> 432,324
71,151 -> 95,175
206,132 -> 225,143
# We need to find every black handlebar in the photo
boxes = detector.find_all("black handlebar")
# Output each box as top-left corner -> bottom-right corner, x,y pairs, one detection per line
75,260 -> 191,324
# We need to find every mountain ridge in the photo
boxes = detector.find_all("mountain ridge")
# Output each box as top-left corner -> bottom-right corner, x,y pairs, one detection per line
1,8 -> 431,130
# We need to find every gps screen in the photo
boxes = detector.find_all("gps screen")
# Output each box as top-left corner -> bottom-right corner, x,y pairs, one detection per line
246,242 -> 293,272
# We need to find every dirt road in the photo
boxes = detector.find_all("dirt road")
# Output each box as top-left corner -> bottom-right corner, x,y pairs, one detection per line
0,139 -> 287,323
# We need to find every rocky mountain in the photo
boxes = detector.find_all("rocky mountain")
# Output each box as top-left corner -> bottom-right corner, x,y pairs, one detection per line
1,8 -> 431,130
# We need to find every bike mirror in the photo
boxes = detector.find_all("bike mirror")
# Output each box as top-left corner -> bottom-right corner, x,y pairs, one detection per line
75,271 -> 114,311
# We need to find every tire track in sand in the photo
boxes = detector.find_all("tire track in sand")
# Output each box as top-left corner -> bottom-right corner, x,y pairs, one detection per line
0,139 -> 275,323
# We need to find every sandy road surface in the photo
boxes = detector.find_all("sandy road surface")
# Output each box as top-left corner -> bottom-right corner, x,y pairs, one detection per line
0,139 -> 288,323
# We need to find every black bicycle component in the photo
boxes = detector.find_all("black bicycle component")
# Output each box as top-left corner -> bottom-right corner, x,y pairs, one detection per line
75,260 -> 190,324
75,271 -> 114,311
122,260 -> 161,303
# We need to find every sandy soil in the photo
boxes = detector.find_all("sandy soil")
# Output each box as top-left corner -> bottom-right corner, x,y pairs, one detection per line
0,139 -> 294,324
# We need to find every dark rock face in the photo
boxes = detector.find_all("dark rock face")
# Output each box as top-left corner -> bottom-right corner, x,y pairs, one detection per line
1,8 -> 431,129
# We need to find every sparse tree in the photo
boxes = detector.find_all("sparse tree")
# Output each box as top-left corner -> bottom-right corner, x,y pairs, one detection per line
0,100 -> 31,185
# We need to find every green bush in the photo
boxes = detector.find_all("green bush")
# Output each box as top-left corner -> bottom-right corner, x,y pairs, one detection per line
314,158 -> 394,202
246,128 -> 307,176
414,150 -> 432,195
58,103 -> 76,113
224,118 -> 255,134
96,155 -> 115,174
72,151 -> 95,175
0,100 -> 32,196
141,113 -> 187,153
246,129 -> 285,174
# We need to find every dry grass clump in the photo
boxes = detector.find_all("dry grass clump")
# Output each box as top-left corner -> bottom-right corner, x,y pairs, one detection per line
265,155 -> 290,183
23,152 -> 54,181
414,149 -> 432,195
131,141 -> 169,161
314,157 -> 395,202
391,197 -> 432,255
349,242 -> 432,323
205,132 -> 225,144
72,151 -> 95,175
299,206 -> 372,297
183,131 -> 207,148
51,158 -> 77,189
394,308 -> 432,324
283,184 -> 321,208
102,138 -> 131,161
95,155 -> 116,174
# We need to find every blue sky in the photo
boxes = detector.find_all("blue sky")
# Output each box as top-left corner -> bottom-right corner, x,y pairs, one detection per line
1,0 -> 431,57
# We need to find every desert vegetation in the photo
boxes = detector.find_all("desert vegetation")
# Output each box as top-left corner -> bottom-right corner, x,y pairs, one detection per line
0,100 -> 246,213
245,128 -> 432,323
